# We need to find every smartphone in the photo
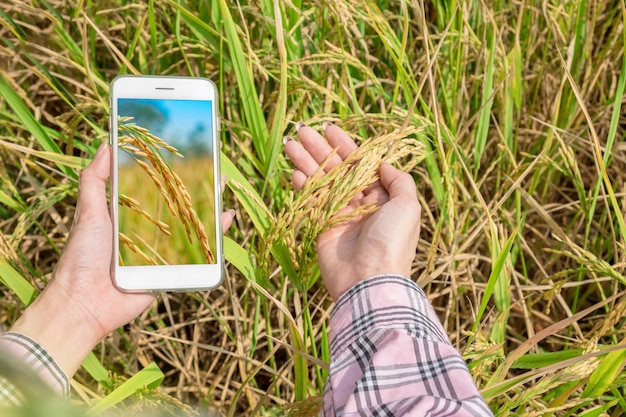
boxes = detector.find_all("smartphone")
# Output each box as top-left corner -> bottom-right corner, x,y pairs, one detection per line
109,76 -> 223,291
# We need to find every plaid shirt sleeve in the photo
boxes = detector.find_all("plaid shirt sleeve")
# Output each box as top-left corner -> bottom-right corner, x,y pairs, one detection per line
323,275 -> 494,416
0,332 -> 70,405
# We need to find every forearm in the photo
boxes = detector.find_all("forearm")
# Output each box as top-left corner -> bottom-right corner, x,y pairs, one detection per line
7,285 -> 103,381
0,286 -> 101,404
0,332 -> 70,404
323,275 -> 494,416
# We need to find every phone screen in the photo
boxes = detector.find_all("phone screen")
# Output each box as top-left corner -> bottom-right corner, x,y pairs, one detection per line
116,98 -> 217,267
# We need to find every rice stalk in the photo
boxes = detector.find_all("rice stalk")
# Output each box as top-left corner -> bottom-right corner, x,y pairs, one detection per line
119,232 -> 158,266
118,194 -> 171,235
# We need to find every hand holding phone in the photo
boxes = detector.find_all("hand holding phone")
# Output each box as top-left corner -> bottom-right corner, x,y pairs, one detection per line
110,76 -> 224,291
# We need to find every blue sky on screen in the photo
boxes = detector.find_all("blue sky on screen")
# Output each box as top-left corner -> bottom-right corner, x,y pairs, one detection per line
118,98 -> 213,157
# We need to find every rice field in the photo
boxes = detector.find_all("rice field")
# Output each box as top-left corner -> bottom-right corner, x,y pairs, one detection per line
1,0 -> 626,415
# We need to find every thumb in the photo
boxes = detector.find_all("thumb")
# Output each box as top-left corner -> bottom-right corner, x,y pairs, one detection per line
76,143 -> 110,219
379,163 -> 417,200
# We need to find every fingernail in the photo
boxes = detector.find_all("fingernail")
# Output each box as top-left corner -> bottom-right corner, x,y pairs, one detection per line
283,135 -> 293,145
221,174 -> 228,183
322,121 -> 333,130
228,209 -> 236,216
295,121 -> 306,132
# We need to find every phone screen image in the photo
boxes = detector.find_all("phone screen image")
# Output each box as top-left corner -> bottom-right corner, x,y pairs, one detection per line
116,98 -> 216,267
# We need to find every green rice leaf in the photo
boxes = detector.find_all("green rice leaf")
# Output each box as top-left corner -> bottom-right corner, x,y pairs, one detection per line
264,0 -> 288,186
81,353 -> 111,389
470,222 -> 521,339
224,236 -> 258,283
168,0 -> 220,53
511,349 -> 584,370
0,73 -> 76,179
0,259 -> 37,306
473,28 -> 496,173
87,362 -> 164,415
221,153 -> 271,232
578,402 -> 620,417
582,347 -> 626,399
218,0 -> 270,175
221,153 -> 298,283
0,189 -> 24,212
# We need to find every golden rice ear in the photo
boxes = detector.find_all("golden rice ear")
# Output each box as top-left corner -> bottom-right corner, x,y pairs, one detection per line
119,232 -> 159,265
265,123 -> 424,289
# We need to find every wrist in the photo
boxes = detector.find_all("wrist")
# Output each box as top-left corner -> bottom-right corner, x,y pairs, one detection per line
348,264 -> 411,297
323,266 -> 411,301
10,287 -> 103,377
356,266 -> 411,283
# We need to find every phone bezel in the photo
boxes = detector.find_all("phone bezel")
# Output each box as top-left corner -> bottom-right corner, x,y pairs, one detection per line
109,75 -> 223,292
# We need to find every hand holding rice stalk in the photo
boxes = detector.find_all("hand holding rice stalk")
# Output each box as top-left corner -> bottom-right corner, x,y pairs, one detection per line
117,116 -> 214,264
267,122 -> 424,291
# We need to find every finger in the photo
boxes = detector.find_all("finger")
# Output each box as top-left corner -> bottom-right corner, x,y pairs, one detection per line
363,178 -> 383,194
221,209 -> 235,232
361,185 -> 390,207
297,123 -> 344,171
344,185 -> 389,212
284,136 -> 320,177
323,123 -> 358,159
219,176 -> 235,232
292,169 -> 308,191
76,143 -> 110,220
379,163 -> 417,200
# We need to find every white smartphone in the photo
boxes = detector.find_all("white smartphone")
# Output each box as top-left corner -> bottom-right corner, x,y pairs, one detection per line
109,75 -> 223,291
